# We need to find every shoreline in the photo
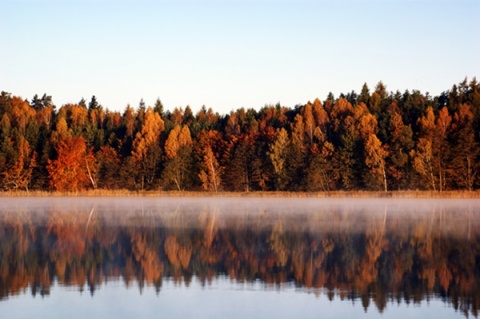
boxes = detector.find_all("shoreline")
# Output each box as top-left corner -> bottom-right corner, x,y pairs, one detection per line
1,190 -> 479,198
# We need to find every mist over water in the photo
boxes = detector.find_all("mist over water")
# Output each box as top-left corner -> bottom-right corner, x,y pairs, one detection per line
0,197 -> 479,318
1,196 -> 478,227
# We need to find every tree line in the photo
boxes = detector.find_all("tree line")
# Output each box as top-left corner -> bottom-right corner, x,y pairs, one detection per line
1,78 -> 479,192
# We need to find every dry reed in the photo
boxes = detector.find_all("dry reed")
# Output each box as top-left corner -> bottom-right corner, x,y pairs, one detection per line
0,189 -> 479,198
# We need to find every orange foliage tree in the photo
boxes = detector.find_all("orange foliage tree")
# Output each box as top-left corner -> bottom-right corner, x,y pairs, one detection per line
47,136 -> 97,191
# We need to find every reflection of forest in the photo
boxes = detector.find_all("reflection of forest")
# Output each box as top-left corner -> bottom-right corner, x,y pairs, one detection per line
0,206 -> 479,317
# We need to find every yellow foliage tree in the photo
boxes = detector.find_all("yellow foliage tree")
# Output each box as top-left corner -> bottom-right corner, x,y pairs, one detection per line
164,125 -> 192,160
411,138 -> 436,190
365,134 -> 388,192
1,136 -> 37,191
163,125 -> 193,191
267,127 -> 290,190
131,107 -> 164,189
198,145 -> 221,192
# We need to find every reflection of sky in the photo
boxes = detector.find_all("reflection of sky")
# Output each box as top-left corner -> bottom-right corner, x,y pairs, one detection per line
1,277 -> 463,319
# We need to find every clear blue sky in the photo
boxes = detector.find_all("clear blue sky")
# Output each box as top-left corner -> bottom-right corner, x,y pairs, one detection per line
1,0 -> 479,114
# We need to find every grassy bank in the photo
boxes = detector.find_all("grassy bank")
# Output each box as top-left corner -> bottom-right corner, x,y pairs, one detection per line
1,189 -> 480,198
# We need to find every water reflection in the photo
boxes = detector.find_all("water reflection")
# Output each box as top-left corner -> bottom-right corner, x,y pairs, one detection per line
0,198 -> 479,317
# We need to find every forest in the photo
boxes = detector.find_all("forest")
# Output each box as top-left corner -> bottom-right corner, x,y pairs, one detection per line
0,78 -> 479,192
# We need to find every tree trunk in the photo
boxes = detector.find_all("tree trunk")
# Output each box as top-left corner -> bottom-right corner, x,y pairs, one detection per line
382,165 -> 388,192
85,159 -> 96,189
210,162 -> 218,193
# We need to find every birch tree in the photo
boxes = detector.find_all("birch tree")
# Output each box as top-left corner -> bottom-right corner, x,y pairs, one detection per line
364,134 -> 388,192
198,145 -> 221,192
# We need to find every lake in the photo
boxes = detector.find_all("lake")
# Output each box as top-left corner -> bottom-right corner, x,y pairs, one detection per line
0,197 -> 479,318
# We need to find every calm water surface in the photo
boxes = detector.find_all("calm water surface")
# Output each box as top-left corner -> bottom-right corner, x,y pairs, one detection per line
0,197 -> 479,318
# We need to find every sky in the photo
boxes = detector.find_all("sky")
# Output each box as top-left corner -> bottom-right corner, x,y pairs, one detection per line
1,0 -> 479,114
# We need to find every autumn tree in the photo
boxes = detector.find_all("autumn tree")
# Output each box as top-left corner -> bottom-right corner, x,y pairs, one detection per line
9,96 -> 37,135
194,130 -> 223,192
47,136 -> 97,191
198,145 -> 221,192
130,107 -> 164,190
96,145 -> 122,189
385,103 -> 414,190
1,135 -> 37,191
162,125 -> 194,191
411,138 -> 436,190
305,141 -> 336,191
267,128 -> 290,190
449,104 -> 478,190
328,98 -> 358,189
312,98 -> 329,142
56,104 -> 88,136
302,103 -> 316,146
411,107 -> 451,190
301,98 -> 335,191
364,134 -> 388,191
289,114 -> 307,189
434,107 -> 452,190
354,110 -> 388,191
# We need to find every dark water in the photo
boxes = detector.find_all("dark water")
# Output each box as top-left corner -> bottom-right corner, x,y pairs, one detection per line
0,197 -> 479,318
